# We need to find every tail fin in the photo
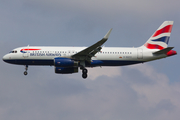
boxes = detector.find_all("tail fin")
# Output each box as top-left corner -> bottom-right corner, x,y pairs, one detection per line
142,21 -> 173,50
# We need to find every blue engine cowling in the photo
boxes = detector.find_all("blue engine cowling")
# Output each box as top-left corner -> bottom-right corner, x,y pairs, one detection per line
55,67 -> 78,74
54,58 -> 78,67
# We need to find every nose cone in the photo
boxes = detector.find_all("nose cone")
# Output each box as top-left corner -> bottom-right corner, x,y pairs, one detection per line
3,54 -> 16,64
2,54 -> 9,62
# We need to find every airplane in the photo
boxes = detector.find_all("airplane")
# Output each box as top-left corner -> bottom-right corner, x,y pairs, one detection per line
2,21 -> 177,79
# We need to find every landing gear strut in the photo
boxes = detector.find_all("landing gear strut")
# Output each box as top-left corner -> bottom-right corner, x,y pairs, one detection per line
24,65 -> 28,75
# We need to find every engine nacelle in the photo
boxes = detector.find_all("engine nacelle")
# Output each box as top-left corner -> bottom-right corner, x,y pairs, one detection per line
54,58 -> 78,67
55,67 -> 78,74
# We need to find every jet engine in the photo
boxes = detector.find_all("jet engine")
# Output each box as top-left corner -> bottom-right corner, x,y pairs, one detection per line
55,67 -> 78,74
54,58 -> 78,67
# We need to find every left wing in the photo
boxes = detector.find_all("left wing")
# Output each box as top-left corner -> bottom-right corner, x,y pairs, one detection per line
71,29 -> 112,62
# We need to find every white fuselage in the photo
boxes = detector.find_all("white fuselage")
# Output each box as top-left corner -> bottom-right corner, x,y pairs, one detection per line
2,46 -> 166,67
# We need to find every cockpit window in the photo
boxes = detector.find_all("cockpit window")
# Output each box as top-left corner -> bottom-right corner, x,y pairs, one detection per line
9,50 -> 17,53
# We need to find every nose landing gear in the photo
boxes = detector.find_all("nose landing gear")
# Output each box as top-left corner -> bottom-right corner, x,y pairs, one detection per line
24,65 -> 28,75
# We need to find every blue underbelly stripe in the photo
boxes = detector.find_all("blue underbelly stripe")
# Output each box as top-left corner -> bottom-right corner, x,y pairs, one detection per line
4,59 -> 144,66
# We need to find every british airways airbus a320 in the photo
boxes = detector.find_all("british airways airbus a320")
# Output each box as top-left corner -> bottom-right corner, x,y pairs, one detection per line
2,21 -> 177,79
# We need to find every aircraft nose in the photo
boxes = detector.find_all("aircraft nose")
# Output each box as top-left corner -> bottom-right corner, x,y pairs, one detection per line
2,54 -> 8,62
3,54 -> 16,64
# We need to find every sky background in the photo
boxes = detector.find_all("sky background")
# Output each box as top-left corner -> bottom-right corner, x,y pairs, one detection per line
0,0 -> 180,120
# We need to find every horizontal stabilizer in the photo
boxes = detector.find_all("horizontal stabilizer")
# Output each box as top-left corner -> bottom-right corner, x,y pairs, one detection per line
153,47 -> 174,55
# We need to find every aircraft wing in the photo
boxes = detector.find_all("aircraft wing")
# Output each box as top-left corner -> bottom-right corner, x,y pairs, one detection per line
72,29 -> 112,62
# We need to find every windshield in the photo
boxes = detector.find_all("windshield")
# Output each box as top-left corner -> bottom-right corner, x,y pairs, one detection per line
9,50 -> 17,53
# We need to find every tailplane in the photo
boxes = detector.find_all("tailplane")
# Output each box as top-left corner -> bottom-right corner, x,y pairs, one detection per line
152,46 -> 177,56
141,21 -> 173,50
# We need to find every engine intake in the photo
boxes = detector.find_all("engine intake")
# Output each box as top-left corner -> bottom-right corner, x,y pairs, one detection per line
54,58 -> 78,67
55,67 -> 78,74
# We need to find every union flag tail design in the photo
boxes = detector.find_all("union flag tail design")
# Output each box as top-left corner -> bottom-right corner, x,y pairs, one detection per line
143,21 -> 173,50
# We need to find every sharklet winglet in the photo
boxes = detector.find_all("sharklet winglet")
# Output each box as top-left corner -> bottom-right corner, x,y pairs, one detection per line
103,28 -> 112,39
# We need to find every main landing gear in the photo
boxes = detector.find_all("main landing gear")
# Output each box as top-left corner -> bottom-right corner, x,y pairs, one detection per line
24,65 -> 28,75
79,61 -> 88,79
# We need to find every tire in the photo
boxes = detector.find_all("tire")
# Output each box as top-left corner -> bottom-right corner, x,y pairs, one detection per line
82,73 -> 87,79
24,71 -> 28,75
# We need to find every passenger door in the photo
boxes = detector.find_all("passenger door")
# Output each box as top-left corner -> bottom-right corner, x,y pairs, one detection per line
137,48 -> 143,59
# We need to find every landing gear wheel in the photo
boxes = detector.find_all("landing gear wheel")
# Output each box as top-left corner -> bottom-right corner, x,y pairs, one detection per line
24,71 -> 28,75
82,73 -> 87,79
82,68 -> 88,79
24,65 -> 28,76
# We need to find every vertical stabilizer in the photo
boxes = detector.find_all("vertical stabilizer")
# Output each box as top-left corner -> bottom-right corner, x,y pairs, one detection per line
141,21 -> 173,50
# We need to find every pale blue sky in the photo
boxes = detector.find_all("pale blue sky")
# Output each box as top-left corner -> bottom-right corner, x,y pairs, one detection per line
0,0 -> 180,120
